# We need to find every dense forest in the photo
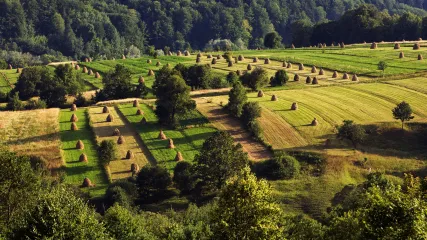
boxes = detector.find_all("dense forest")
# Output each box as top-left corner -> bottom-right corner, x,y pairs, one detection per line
1,0 -> 427,61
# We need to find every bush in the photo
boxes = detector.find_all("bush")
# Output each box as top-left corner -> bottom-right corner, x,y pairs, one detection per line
6,92 -> 24,111
226,72 -> 239,84
0,60 -> 7,69
98,140 -> 117,166
288,151 -> 326,176
242,67 -> 269,91
270,69 -> 289,86
0,91 -> 8,102
25,99 -> 47,110
105,179 -> 138,208
209,76 -> 228,89
173,161 -> 194,194
247,120 -> 262,139
136,165 -> 172,203
241,102 -> 261,125
254,153 -> 300,180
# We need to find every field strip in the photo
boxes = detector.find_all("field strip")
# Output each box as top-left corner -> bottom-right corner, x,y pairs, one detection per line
88,106 -> 152,181
386,77 -> 427,95
194,97 -> 273,161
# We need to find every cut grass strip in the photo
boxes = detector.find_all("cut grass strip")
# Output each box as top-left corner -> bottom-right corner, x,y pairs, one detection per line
59,108 -> 109,197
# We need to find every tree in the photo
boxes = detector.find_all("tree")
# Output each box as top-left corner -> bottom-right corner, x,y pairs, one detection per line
134,82 -> 149,99
244,67 -> 269,91
54,64 -> 84,95
258,153 -> 300,180
264,32 -> 282,49
210,166 -> 284,240
193,131 -> 249,194
337,120 -> 366,147
39,78 -> 67,108
226,72 -> 239,84
173,161 -> 194,194
135,165 -> 172,203
6,92 -> 24,111
98,140 -> 117,166
153,73 -> 196,126
187,64 -> 211,89
227,80 -> 247,117
241,102 -> 261,125
14,66 -> 51,100
270,69 -> 289,86
392,101 -> 414,130
98,64 -> 134,100
378,61 -> 388,77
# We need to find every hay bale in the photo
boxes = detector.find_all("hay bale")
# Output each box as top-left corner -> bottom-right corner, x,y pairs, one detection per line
413,43 -> 420,50
343,73 -> 349,79
312,77 -> 318,84
238,55 -> 244,61
122,55 -> 126,60
264,58 -> 270,64
212,58 -> 217,64
319,68 -> 324,75
16,68 -> 21,73
147,59 -> 152,64
291,44 -> 295,49
217,55 -> 222,60
71,122 -> 78,131
136,109 -> 143,115
177,51 -> 182,56
418,54 -> 423,60
399,52 -> 404,58
148,69 -> 154,76
323,43 -> 326,48
306,76 -> 312,84
271,95 -> 278,101
88,69 -> 93,75
131,163 -> 139,173
196,57 -> 201,63
352,74 -> 358,81
106,114 -> 114,122
168,138 -> 175,149
236,70 -> 242,76
257,90 -> 264,97
197,52 -> 202,58
166,63 -> 170,67
126,150 -> 134,159
95,72 -> 100,78
102,106 -> 109,114
207,54 -> 212,59
340,42 -> 345,48
291,102 -> 298,110
299,63 -> 304,70
184,51 -> 190,56
234,57 -> 238,63
158,130 -> 167,140
419,38 -> 422,41
311,66 -> 317,73
294,74 -> 299,81
394,43 -> 400,49
133,100 -> 139,107
311,118 -> 318,126
287,62 -> 292,68
228,61 -> 233,67
71,104 -> 77,111
113,128 -> 120,136
247,64 -> 252,70
175,152 -> 183,161
156,61 -> 161,67
82,67 -> 88,73
84,58 -> 89,62
282,61 -> 287,67
70,114 -> 78,122
140,117 -> 147,124
332,71 -> 338,78
370,42 -> 377,49
79,153 -> 88,163
75,65 -> 80,70
139,76 -> 145,83
253,57 -> 258,63
81,178 -> 93,187
117,135 -> 125,145
76,140 -> 84,150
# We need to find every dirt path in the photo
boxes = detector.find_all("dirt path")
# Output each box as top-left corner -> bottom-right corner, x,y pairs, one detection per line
195,98 -> 273,161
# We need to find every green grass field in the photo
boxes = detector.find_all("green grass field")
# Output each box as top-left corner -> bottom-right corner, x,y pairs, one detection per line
117,103 -> 217,171
0,69 -> 20,94
59,108 -> 109,197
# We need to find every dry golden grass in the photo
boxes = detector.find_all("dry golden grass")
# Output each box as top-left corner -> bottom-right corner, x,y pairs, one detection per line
88,106 -> 150,180
0,108 -> 62,169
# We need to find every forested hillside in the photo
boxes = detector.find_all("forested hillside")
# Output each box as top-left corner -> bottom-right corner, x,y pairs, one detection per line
1,0 -> 427,60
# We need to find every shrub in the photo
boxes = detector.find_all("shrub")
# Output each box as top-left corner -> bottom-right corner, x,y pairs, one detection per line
105,180 -> 138,209
209,76 -> 227,89
241,102 -> 261,125
98,140 -> 117,166
173,161 -> 194,194
243,67 -> 269,91
254,153 -> 300,180
226,72 -> 239,84
6,92 -> 24,111
25,99 -> 47,110
270,69 -> 289,86
136,165 -> 172,203
288,151 -> 326,176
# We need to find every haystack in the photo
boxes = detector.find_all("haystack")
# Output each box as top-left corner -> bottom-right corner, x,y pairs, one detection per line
207,54 -> 212,59
106,114 -> 114,122
319,68 -> 324,75
168,51 -> 173,56
394,43 -> 400,49
217,55 -> 222,60
352,74 -> 358,81
84,58 -> 89,62
253,57 -> 258,63
271,95 -> 278,101
196,57 -> 201,63
83,67 -> 88,73
184,51 -> 190,56
75,65 -> 80,70
166,63 -> 170,67
133,100 -> 139,107
139,76 -> 145,83
287,62 -> 292,68
228,61 -> 233,67
418,54 -> 423,60
419,38 -> 422,41
81,178 -> 93,187
70,114 -> 78,122
122,55 -> 126,60
177,51 -> 182,56
299,63 -> 304,70
294,74 -> 299,81
291,44 -> 295,49
323,43 -> 326,48
88,69 -> 93,75
140,117 -> 147,124
95,72 -> 100,78
399,52 -> 404,58
311,66 -> 317,73
136,109 -> 143,115
197,52 -> 202,58
413,43 -> 421,50
238,55 -> 244,61
168,139 -> 175,149
331,43 -> 335,47
79,153 -> 88,163
291,102 -> 298,110
257,90 -> 264,97
117,135 -> 125,145
311,118 -> 319,126
71,122 -> 78,131
76,140 -> 84,150
282,61 -> 287,67
147,59 -> 152,64
212,58 -> 217,64
16,68 -> 21,73
156,61 -> 161,66
306,76 -> 311,84
71,104 -> 77,111
158,130 -> 167,140
131,163 -> 139,173
148,69 -> 154,76
236,70 -> 242,76
7,64 -> 12,69
312,77 -> 318,84
343,73 -> 349,79
247,64 -> 252,70
370,42 -> 377,49
126,150 -> 134,159
175,152 -> 183,161
234,57 -> 238,63
113,128 -> 120,136
332,71 -> 338,78
340,42 -> 345,48
264,58 -> 270,64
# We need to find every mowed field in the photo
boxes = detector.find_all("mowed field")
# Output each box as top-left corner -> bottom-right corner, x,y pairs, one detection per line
0,69 -> 19,94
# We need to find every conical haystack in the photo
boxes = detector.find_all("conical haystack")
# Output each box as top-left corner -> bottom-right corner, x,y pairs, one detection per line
332,71 -> 338,78
117,135 -> 125,145
136,109 -> 143,115
140,117 -> 147,124
16,68 -> 21,73
82,178 -> 94,187
228,61 -> 233,67
264,58 -> 270,64
238,55 -> 244,61
370,42 -> 377,49
212,58 -> 217,64
71,122 -> 78,131
253,57 -> 258,63
158,130 -> 167,140
207,54 -> 212,59
196,57 -> 201,63
113,128 -> 120,136
271,95 -> 278,101
236,70 -> 241,76
148,69 -> 154,76
291,44 -> 295,49
343,73 -> 349,79
418,54 -> 423,60
71,104 -> 77,111
257,90 -> 264,97
184,51 -> 190,56
247,64 -> 252,70
70,114 -> 78,122
312,77 -> 318,84
79,153 -> 88,163
122,55 -> 126,60
88,69 -> 93,75
75,65 -> 80,70
106,114 -> 114,122
294,74 -> 299,81
413,43 -> 420,50
131,163 -> 139,173
340,42 -> 345,48
287,62 -> 292,68
102,106 -> 109,113
282,61 -> 287,67
175,152 -> 183,161
299,63 -> 304,70
311,66 -> 317,73
177,51 -> 182,56
197,52 -> 202,58
168,138 -> 175,149
84,58 -> 89,62
126,150 -> 134,159
156,61 -> 161,66
399,52 -> 404,58
217,55 -> 222,60
95,72 -> 100,78
133,100 -> 139,107
147,59 -> 152,64
306,76 -> 312,84
352,74 -> 358,81
76,140 -> 84,150
7,64 -> 12,69
394,43 -> 400,49
319,68 -> 324,75
83,67 -> 88,73
311,118 -> 318,126
291,102 -> 298,110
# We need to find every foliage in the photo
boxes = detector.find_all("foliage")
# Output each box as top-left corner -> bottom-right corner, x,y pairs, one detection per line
392,101 -> 414,129
187,64 -> 211,89
14,66 -> 51,100
173,161 -> 194,194
6,92 -> 24,111
135,165 -> 172,203
97,64 -> 134,101
210,166 -> 284,240
271,69 -> 289,86
98,140 -> 117,166
264,32 -> 282,49
241,102 -> 262,138
135,82 -> 149,99
226,72 -> 239,84
378,61 -> 388,77
337,120 -> 366,147
54,64 -> 84,95
241,67 -> 269,91
227,80 -> 247,117
254,152 -> 300,180
105,180 -> 138,209
25,99 -> 47,110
